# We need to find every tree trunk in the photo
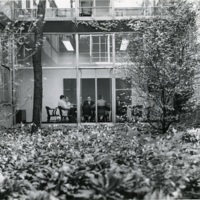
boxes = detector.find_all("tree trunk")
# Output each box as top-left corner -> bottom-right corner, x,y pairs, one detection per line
32,0 -> 46,133
161,88 -> 166,134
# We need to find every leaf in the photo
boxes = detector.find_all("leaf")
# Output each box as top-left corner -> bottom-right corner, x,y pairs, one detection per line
0,173 -> 5,184
73,189 -> 95,198
35,172 -> 45,179
50,195 -> 60,200
134,186 -> 150,193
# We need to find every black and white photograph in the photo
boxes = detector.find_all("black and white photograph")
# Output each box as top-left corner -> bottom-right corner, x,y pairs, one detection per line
0,0 -> 200,199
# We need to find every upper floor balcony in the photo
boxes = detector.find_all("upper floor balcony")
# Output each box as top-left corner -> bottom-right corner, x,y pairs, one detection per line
13,0 -> 167,21
14,7 -> 167,20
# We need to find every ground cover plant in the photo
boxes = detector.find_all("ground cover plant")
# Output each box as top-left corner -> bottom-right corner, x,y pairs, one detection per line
1,124 -> 200,199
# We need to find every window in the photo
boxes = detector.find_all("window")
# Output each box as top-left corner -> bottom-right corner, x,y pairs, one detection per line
26,0 -> 30,9
16,34 -> 34,67
42,34 -> 76,67
0,66 -> 11,104
92,35 -> 112,62
1,36 -> 9,66
18,0 -> 22,8
115,32 -> 142,63
79,34 -> 113,64
116,78 -> 132,105
79,0 -> 93,16
115,78 -> 132,121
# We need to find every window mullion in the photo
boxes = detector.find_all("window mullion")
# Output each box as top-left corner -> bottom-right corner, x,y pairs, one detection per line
99,36 -> 101,62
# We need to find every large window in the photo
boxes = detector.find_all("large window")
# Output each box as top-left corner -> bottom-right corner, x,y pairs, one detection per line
92,35 -> 112,62
115,32 -> 142,63
63,79 -> 77,123
1,36 -> 9,66
115,33 -> 131,63
81,78 -> 112,123
79,34 -> 113,64
0,34 -> 11,104
15,34 -> 34,67
116,78 -> 132,121
0,66 -> 11,104
42,34 -> 76,67
116,78 -> 132,105
15,34 -> 76,68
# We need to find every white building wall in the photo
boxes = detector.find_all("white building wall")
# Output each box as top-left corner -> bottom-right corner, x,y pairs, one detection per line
0,105 -> 13,127
16,69 -> 77,122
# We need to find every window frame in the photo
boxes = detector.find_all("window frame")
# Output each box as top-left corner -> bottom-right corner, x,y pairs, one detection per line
0,65 -> 11,105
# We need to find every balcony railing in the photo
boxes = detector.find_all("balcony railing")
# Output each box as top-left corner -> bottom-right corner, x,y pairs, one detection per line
46,8 -> 75,18
114,6 -> 168,17
14,6 -> 168,20
14,8 -> 37,19
78,6 -> 112,17
14,8 -> 75,19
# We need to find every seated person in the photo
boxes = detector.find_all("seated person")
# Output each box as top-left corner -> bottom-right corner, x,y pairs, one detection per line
97,95 -> 106,106
97,95 -> 107,122
82,95 -> 95,122
58,95 -> 71,122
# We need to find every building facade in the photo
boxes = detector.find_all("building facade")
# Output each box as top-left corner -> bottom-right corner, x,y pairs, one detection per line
0,0 -> 13,127
1,0 -> 168,125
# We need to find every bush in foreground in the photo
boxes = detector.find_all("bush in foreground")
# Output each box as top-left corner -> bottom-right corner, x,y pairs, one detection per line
0,124 -> 200,199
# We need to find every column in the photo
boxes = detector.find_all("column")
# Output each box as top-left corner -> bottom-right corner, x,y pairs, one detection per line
112,33 -> 116,122
76,33 -> 81,123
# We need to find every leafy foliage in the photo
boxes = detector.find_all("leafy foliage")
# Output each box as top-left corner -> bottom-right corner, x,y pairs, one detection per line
120,0 -> 200,133
1,124 -> 200,199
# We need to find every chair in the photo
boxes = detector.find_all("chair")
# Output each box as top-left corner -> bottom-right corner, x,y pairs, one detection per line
58,106 -> 69,122
68,106 -> 77,123
45,106 -> 59,122
97,106 -> 106,122
82,104 -> 93,122
105,104 -> 111,122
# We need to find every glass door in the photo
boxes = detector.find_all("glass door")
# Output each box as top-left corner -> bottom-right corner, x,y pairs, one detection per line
81,78 -> 96,122
97,78 -> 112,122
63,79 -> 77,123
80,77 -> 112,123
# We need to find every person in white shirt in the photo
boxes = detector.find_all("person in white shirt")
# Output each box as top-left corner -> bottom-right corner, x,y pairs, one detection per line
58,95 -> 71,121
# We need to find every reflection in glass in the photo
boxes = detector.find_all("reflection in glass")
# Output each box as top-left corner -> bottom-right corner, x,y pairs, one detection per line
79,34 -> 113,64
42,34 -> 76,67
116,78 -> 132,122
81,78 -> 112,122
79,0 -> 93,16
81,79 -> 95,122
15,34 -> 34,67
79,0 -> 111,17
97,79 -> 112,122
115,33 -> 130,63
63,79 -> 77,123
46,0 -> 75,18
0,67 -> 10,103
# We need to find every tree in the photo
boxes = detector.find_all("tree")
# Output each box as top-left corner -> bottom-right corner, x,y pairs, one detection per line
123,0 -> 199,133
32,0 -> 46,132
0,0 -> 46,130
